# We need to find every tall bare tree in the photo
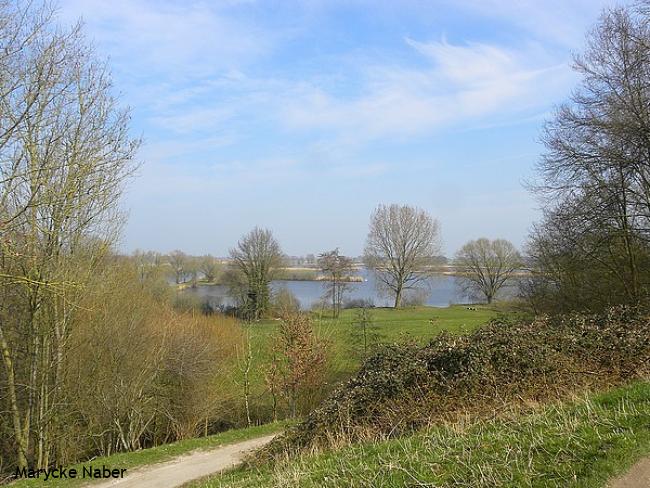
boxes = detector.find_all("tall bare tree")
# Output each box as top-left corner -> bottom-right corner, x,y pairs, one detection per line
363,204 -> 440,308
229,227 -> 284,320
528,3 -> 650,311
318,248 -> 353,318
0,2 -> 139,470
454,238 -> 521,304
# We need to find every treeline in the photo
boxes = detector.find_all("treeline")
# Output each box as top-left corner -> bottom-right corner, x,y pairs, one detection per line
523,4 -> 650,314
0,3 -> 245,476
147,206 -> 526,317
0,1 -> 140,473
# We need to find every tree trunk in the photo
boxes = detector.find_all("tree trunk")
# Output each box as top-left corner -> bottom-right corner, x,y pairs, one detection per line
0,325 -> 29,469
394,286 -> 403,308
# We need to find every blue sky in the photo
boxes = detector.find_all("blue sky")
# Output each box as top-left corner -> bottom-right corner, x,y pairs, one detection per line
58,0 -> 625,257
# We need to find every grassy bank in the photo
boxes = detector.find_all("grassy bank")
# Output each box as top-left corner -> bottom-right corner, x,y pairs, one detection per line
192,381 -> 650,487
310,304 -> 510,375
262,306 -> 650,457
274,268 -> 319,281
312,304 -> 508,340
9,423 -> 286,488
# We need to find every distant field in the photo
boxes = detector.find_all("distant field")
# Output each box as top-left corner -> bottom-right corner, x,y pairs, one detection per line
310,305 -> 510,374
274,268 -> 319,281
316,304 -> 505,339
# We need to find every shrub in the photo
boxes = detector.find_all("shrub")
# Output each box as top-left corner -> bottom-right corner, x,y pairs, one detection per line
343,298 -> 375,309
261,306 -> 650,458
63,263 -> 243,463
401,288 -> 429,307
272,288 -> 301,316
267,313 -> 330,418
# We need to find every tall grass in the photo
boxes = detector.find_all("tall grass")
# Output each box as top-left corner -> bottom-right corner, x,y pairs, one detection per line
193,381 -> 650,487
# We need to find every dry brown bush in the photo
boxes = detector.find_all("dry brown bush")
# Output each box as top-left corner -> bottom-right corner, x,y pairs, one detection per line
59,261 -> 242,463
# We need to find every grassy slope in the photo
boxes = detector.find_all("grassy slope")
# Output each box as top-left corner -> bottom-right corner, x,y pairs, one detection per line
195,381 -> 650,488
10,422 -> 286,488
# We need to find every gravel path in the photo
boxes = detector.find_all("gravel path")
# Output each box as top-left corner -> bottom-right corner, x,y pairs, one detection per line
609,457 -> 650,488
88,434 -> 276,488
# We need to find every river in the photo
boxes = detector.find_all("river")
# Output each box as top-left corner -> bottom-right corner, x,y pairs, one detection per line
182,268 -> 475,310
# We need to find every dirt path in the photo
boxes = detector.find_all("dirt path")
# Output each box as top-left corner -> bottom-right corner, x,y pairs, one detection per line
609,457 -> 650,488
89,434 -> 276,488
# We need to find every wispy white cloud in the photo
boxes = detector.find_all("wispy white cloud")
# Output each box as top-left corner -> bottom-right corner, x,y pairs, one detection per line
60,0 -> 273,78
150,106 -> 237,134
140,135 -> 238,165
448,0 -> 619,48
277,38 -> 573,141
60,0 -> 581,147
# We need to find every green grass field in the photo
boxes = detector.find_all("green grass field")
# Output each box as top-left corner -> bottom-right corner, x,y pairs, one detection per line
9,423 -> 286,488
192,381 -> 650,488
241,304 -> 510,400
256,304 -> 510,352
313,304 -> 506,340
311,304 -> 512,375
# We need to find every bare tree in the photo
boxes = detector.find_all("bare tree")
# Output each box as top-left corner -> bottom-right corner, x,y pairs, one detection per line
363,204 -> 440,308
528,3 -> 650,311
229,227 -> 284,320
198,254 -> 220,283
235,323 -> 254,427
168,250 -> 187,284
318,248 -> 354,318
350,307 -> 379,358
454,238 -> 521,304
0,2 -> 139,470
